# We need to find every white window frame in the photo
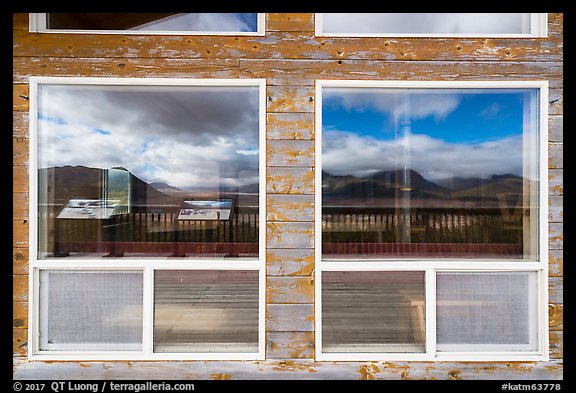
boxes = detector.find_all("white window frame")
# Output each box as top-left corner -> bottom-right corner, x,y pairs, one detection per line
29,13 -> 266,36
314,79 -> 549,362
315,13 -> 548,38
28,77 -> 267,361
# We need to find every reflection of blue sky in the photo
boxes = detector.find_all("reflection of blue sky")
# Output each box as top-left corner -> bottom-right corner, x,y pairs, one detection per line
324,91 -> 524,143
322,89 -> 536,181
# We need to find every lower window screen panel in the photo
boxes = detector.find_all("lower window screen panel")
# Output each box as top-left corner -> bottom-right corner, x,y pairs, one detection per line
39,271 -> 144,351
436,271 -> 539,352
153,270 -> 259,353
322,271 -> 426,353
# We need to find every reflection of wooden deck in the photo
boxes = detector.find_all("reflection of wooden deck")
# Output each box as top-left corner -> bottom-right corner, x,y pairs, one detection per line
322,272 -> 426,353
153,270 -> 259,353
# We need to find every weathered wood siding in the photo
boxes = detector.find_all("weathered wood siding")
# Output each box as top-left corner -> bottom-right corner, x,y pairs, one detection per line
13,12 -> 563,379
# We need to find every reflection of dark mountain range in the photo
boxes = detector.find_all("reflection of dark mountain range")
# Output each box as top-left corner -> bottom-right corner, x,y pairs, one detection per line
40,166 -> 178,210
323,169 -> 524,208
40,166 -> 260,211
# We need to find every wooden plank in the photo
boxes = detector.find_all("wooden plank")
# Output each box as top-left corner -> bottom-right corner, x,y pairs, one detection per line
267,222 -> 314,249
549,303 -> 563,331
267,249 -> 314,276
549,223 -> 563,250
13,220 -> 29,248
13,13 -> 29,30
13,192 -> 29,221
267,194 -> 314,222
13,328 -> 27,357
548,116 -> 562,142
549,277 -> 563,304
267,277 -> 314,304
548,196 -> 563,223
13,29 -> 562,63
267,113 -> 314,140
13,137 -> 29,166
266,13 -> 314,32
549,170 -> 563,196
13,248 -> 29,275
13,302 -> 28,329
13,275 -> 28,302
267,166 -> 314,194
13,165 -> 29,193
266,304 -> 314,332
267,86 -> 314,113
13,111 -> 28,136
240,60 -> 563,88
549,331 -> 562,359
13,57 -> 240,83
549,249 -> 563,277
267,140 -> 314,167
267,332 -> 314,359
548,89 -> 563,116
13,84 -> 29,111
548,143 -> 563,169
12,358 -> 563,380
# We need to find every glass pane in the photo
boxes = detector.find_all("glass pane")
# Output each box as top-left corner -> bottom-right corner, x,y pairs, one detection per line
154,270 -> 259,353
46,13 -> 259,33
322,13 -> 530,35
322,271 -> 426,353
321,88 -> 539,260
437,272 -> 538,351
39,271 -> 143,351
37,84 -> 260,259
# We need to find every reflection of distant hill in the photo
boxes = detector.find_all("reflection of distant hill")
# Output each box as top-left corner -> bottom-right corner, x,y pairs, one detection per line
322,169 -> 524,209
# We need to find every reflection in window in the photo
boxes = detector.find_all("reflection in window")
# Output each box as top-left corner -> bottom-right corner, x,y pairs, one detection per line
321,88 -> 539,259
322,271 -> 426,353
320,13 -> 534,36
154,270 -> 259,353
45,13 -> 259,33
37,84 -> 260,259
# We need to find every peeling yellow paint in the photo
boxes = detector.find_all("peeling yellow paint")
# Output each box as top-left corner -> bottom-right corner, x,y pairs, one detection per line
210,373 -> 232,380
358,364 -> 381,380
271,360 -> 317,373
448,369 -> 461,380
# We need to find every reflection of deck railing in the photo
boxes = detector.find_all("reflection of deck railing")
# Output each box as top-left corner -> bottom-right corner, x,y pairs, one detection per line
322,206 -> 524,257
52,205 -> 259,257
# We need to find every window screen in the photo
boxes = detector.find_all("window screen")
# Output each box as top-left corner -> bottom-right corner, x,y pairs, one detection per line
154,270 -> 259,353
322,271 -> 426,353
39,271 -> 143,351
436,272 -> 538,351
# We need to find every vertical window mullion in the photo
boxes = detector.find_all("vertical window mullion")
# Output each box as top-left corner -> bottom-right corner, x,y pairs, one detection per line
142,267 -> 154,356
425,268 -> 436,358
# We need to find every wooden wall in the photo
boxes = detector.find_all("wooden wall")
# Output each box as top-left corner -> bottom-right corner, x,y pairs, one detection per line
13,13 -> 563,379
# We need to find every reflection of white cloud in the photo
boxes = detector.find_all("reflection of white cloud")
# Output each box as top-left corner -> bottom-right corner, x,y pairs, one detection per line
39,85 -> 259,190
325,90 -> 461,121
323,130 -> 523,181
480,103 -> 502,119
135,13 -> 256,32
322,13 -> 525,35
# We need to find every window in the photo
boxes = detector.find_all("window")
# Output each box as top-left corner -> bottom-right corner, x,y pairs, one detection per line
29,13 -> 265,36
315,80 -> 548,361
315,13 -> 547,38
29,77 -> 266,360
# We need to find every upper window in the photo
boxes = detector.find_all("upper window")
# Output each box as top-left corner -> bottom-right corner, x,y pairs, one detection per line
29,13 -> 264,35
35,80 -> 263,260
316,13 -> 547,38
